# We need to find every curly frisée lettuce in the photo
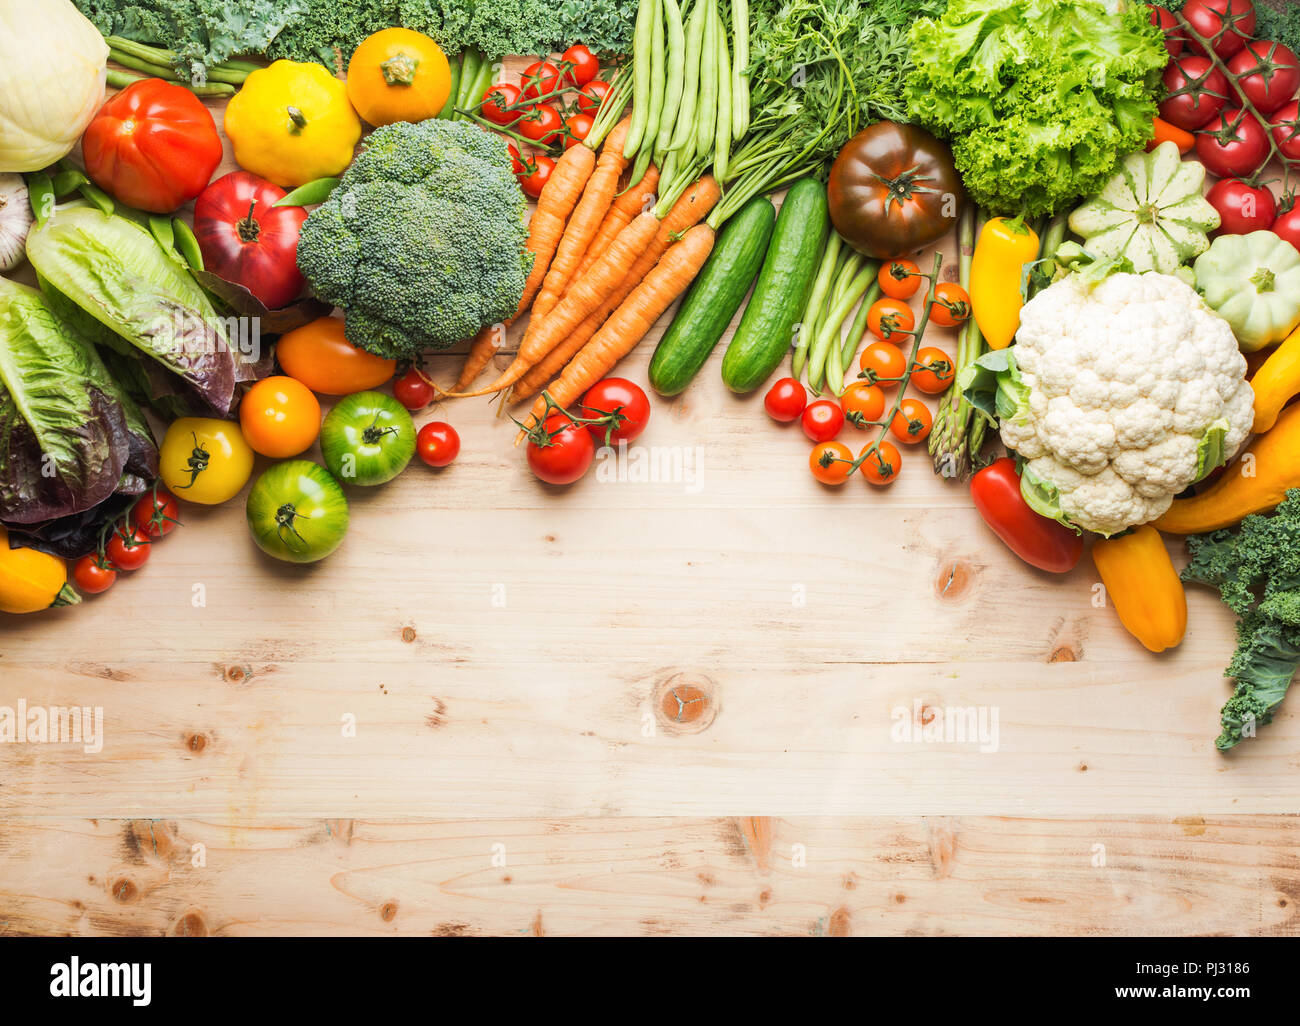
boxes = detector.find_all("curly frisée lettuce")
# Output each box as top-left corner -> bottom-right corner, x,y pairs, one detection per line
904,0 -> 1168,217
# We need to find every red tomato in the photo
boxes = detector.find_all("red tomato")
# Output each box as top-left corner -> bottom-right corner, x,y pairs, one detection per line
577,80 -> 612,116
970,458 -> 1083,574
517,154 -> 556,199
518,103 -> 563,146
82,79 -> 223,213
1148,4 -> 1186,58
416,421 -> 460,468
527,414 -> 595,485
1228,40 -> 1300,114
1159,57 -> 1229,131
1183,0 -> 1256,59
1270,101 -> 1300,161
193,171 -> 307,310
1207,178 -> 1277,235
72,555 -> 116,595
858,441 -> 901,486
131,489 -> 180,539
480,82 -> 522,126
520,61 -> 563,101
562,45 -> 600,87
910,347 -> 955,395
394,368 -> 435,411
801,400 -> 844,442
1196,108 -> 1270,178
563,112 -> 595,150
764,377 -> 807,422
890,398 -> 933,445
1272,205 -> 1300,251
106,525 -> 151,572
582,377 -> 651,444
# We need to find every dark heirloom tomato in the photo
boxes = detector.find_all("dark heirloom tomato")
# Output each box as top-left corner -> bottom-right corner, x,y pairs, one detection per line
827,121 -> 963,260
970,458 -> 1083,574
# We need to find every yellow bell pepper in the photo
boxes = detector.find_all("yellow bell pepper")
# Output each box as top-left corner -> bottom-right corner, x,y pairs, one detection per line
1155,402 -> 1300,534
1250,324 -> 1300,434
225,60 -> 362,188
1091,527 -> 1186,653
970,217 -> 1040,351
0,527 -> 79,614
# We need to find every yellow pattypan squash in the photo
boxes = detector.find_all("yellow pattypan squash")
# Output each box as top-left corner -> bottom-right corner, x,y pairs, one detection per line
225,60 -> 362,188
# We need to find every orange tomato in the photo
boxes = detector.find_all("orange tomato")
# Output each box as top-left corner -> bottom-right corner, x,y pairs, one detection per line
877,258 -> 921,299
809,441 -> 854,485
276,317 -> 397,396
346,28 -> 452,127
858,341 -> 907,388
867,298 -> 916,345
858,441 -> 902,486
929,282 -> 971,328
890,398 -> 933,444
911,347 -> 955,394
239,376 -> 322,458
840,381 -> 885,425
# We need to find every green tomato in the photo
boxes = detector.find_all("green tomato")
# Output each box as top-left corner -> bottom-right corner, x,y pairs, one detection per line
246,460 -> 349,563
320,390 -> 415,486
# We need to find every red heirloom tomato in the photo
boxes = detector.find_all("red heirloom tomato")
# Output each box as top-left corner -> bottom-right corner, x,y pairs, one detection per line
193,172 -> 308,310
1183,0 -> 1256,59
1196,108 -> 1270,178
1206,178 -> 1277,235
827,121 -> 964,259
82,79 -> 223,213
970,458 -> 1083,574
1159,57 -> 1229,131
1227,40 -> 1300,114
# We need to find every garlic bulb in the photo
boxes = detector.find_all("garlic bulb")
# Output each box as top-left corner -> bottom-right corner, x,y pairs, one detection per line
0,173 -> 32,271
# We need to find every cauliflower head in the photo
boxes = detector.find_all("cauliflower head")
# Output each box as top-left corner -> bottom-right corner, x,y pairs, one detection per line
996,272 -> 1254,536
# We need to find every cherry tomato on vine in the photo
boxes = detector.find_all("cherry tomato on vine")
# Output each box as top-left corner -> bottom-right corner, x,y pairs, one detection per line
1272,205 -> 1300,251
1196,108 -> 1270,178
1183,0 -> 1256,59
480,82 -> 522,126
416,421 -> 460,468
929,282 -> 971,328
526,414 -> 595,485
520,60 -> 563,101
809,441 -> 854,485
1159,57 -> 1229,131
517,153 -> 556,198
394,368 -> 435,411
801,400 -> 844,443
1207,178 -> 1277,235
73,555 -> 116,595
859,341 -> 907,387
106,525 -> 151,572
764,377 -> 807,422
131,489 -> 180,539
561,45 -> 600,87
890,398 -> 933,445
877,258 -> 921,300
867,298 -> 915,345
518,103 -> 564,146
858,441 -> 901,486
563,112 -> 595,150
1149,4 -> 1186,58
577,80 -> 612,116
1227,41 -> 1300,115
840,381 -> 885,426
581,377 -> 650,444
911,347 -> 955,395
1270,101 -> 1300,161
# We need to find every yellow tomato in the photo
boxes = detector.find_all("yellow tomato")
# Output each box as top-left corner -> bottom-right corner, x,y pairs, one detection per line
160,418 -> 255,506
240,376 -> 322,458
276,316 -> 397,395
346,28 -> 452,127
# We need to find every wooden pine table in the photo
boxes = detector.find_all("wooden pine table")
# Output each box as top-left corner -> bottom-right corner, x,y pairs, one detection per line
0,69 -> 1297,938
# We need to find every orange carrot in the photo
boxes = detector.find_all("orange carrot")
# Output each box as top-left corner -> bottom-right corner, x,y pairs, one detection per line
511,175 -> 721,403
450,210 -> 660,397
453,323 -> 507,392
572,164 -> 660,286
530,118 -> 633,324
516,143 -> 597,315
520,224 -> 716,434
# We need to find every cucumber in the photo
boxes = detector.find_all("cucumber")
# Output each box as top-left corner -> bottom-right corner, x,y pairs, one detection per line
720,177 -> 830,393
648,196 -> 776,396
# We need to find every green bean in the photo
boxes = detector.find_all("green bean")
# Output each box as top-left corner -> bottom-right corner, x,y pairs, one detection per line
26,173 -> 54,227
454,49 -> 485,115
654,0 -> 687,161
275,178 -> 342,207
694,0 -> 718,160
668,0 -> 707,159
172,219 -> 204,272
624,0 -> 659,158
644,0 -> 667,162
713,1 -> 731,182
108,49 -> 236,96
840,281 -> 880,377
628,144 -> 655,192
814,256 -> 874,396
51,168 -> 88,198
791,232 -> 843,381
106,69 -> 145,90
732,0 -> 750,139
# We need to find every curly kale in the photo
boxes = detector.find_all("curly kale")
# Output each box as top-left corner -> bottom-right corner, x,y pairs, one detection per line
296,119 -> 533,360
1182,489 -> 1300,750
1255,1 -> 1300,56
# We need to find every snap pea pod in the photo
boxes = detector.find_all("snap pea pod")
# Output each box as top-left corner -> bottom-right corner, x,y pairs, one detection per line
624,0 -> 660,158
840,282 -> 880,378
654,0 -> 687,161
148,215 -> 175,254
667,0 -> 707,162
732,0 -> 750,139
713,1 -> 732,183
694,0 -> 718,161
26,173 -> 54,227
791,232 -> 843,381
172,219 -> 204,272
275,178 -> 342,208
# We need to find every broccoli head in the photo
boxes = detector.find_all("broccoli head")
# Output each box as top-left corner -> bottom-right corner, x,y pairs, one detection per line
296,118 -> 533,360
